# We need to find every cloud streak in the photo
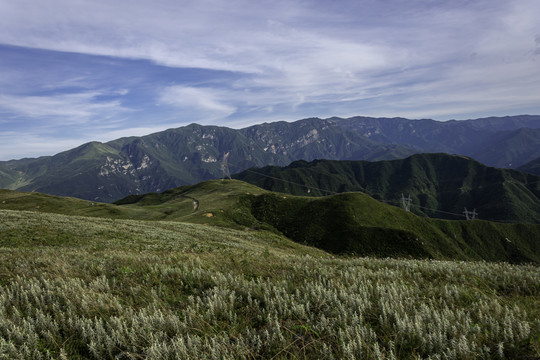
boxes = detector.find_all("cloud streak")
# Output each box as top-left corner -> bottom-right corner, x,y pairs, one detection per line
0,92 -> 128,121
159,86 -> 237,119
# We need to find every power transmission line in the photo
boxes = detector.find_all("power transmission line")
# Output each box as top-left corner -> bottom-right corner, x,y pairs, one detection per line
378,198 -> 469,218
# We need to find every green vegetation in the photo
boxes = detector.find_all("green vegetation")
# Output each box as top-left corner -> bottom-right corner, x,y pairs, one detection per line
0,180 -> 266,223
2,117 -> 540,358
245,192 -> 540,264
234,153 -> 540,223
2,179 -> 540,264
1,208 -> 539,359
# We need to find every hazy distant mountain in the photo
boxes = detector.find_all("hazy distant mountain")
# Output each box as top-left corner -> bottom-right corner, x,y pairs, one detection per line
518,157 -> 540,175
233,153 -> 540,223
1,115 -> 539,201
336,115 -> 540,156
471,128 -> 540,168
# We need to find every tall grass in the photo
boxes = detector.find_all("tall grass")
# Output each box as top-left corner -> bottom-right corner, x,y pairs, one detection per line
0,209 -> 538,359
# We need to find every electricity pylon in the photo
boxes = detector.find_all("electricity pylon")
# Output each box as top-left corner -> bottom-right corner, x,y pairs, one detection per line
463,207 -> 478,220
401,193 -> 412,212
221,152 -> 232,180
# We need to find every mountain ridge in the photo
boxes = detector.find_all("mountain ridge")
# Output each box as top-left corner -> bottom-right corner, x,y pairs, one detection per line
1,114 -> 540,201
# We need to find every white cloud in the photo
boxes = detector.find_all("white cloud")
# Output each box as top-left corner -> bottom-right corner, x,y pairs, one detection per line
0,91 -> 131,123
159,86 -> 236,119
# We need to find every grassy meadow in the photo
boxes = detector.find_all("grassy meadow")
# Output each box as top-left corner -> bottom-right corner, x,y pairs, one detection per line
1,181 -> 540,358
0,207 -> 539,359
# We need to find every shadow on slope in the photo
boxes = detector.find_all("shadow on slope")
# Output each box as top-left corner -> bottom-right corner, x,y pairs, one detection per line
245,192 -> 540,264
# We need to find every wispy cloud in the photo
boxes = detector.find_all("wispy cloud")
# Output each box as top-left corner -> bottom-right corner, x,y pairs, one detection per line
0,92 -> 129,121
159,86 -> 237,120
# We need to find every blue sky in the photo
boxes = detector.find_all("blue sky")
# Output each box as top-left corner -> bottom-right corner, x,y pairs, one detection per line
1,0 -> 539,160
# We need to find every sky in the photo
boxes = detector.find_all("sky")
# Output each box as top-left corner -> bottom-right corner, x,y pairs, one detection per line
0,0 -> 539,160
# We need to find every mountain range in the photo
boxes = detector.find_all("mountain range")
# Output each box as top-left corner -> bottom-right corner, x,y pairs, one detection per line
1,115 -> 540,202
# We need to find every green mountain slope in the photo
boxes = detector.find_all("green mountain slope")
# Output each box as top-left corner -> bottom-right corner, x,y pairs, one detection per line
0,120 -> 416,202
0,180 -> 271,225
245,191 -> 540,263
233,153 -> 540,223
3,179 -> 540,263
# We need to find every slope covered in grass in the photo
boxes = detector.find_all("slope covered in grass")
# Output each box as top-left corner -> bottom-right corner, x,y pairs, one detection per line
233,153 -> 540,223
113,179 -> 269,226
0,208 -> 539,359
112,180 -> 540,263
245,192 -> 540,264
3,180 -> 540,263
0,180 -> 267,223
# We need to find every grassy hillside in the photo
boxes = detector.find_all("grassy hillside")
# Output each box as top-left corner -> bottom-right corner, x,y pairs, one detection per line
245,192 -> 540,264
0,180 -> 267,223
1,208 -> 539,359
3,180 -> 539,264
233,153 -> 540,223
113,179 -> 270,226
0,188 -> 152,219
121,180 -> 540,263
116,181 -> 540,264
